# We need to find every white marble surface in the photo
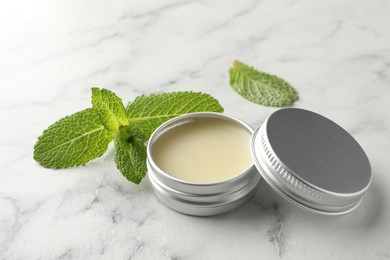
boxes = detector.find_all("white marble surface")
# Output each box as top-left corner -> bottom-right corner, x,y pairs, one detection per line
1,0 -> 390,259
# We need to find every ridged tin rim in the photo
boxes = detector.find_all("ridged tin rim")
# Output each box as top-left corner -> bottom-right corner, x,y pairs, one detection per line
251,109 -> 371,215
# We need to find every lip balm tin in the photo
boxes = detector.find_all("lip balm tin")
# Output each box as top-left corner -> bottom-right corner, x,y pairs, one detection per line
147,112 -> 260,216
147,109 -> 372,216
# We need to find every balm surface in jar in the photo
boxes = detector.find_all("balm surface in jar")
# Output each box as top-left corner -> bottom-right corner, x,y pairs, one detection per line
147,112 -> 260,216
151,118 -> 252,183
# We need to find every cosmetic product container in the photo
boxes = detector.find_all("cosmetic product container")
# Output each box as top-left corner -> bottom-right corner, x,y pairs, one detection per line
147,109 -> 371,216
147,112 -> 259,216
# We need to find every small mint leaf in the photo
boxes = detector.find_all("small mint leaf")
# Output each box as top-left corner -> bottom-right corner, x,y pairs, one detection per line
114,126 -> 147,184
92,88 -> 128,130
229,60 -> 298,107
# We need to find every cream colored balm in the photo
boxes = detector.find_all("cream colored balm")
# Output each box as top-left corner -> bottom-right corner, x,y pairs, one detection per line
152,118 -> 252,183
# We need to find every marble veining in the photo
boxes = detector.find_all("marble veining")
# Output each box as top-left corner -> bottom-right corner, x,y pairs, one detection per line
1,0 -> 390,259
266,204 -> 286,258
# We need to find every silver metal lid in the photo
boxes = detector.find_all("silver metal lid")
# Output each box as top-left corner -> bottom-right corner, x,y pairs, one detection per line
251,108 -> 372,215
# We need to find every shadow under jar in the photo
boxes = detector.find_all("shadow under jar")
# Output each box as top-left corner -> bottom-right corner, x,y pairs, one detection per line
147,112 -> 260,216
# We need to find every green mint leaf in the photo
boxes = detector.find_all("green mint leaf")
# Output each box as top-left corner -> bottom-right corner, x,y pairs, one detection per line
229,60 -> 298,107
126,92 -> 224,138
91,88 -> 128,130
114,126 -> 147,184
34,108 -> 116,168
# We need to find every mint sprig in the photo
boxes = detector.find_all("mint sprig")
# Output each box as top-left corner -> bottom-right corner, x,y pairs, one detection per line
229,60 -> 298,107
34,89 -> 224,184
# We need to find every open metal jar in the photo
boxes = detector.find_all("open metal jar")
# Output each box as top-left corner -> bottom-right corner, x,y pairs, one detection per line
147,109 -> 372,216
147,112 -> 260,216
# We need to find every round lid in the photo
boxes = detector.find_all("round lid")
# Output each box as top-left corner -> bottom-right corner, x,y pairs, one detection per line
251,108 -> 371,215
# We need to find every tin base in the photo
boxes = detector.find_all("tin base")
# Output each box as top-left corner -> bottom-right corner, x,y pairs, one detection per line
148,172 -> 258,216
